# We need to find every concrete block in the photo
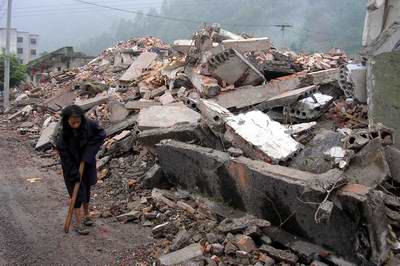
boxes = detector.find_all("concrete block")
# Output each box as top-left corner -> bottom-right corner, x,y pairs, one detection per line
109,100 -> 130,123
225,111 -> 301,163
254,85 -> 318,111
347,64 -> 367,103
367,51 -> 400,149
158,243 -> 203,266
185,67 -> 221,98
35,122 -> 59,151
287,93 -> 333,120
125,100 -> 161,110
156,140 -> 377,263
119,52 -> 158,82
75,93 -> 109,111
143,164 -> 164,189
222,37 -> 271,53
215,72 -> 306,110
139,123 -> 198,147
208,48 -> 265,87
137,105 -> 201,130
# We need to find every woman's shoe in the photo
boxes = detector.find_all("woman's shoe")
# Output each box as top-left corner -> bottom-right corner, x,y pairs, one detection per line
83,216 -> 94,226
74,223 -> 90,235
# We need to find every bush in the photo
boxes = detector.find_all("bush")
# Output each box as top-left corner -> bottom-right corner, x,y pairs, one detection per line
0,54 -> 27,89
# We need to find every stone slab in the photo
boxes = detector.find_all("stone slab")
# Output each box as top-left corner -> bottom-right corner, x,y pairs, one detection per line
137,105 -> 201,130
105,115 -> 137,137
109,100 -> 130,123
139,123 -> 198,147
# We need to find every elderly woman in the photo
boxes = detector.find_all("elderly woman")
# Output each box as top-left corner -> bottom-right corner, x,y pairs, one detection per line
56,105 -> 106,235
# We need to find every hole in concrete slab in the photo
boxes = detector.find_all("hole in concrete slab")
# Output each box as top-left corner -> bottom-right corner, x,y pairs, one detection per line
302,112 -> 307,117
213,116 -> 220,122
74,85 -> 80,90
296,110 -> 301,115
191,104 -> 196,109
349,137 -> 355,144
315,107 -> 321,111
370,132 -> 379,139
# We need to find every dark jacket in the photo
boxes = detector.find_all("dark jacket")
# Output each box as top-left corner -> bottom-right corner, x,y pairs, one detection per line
56,119 -> 106,187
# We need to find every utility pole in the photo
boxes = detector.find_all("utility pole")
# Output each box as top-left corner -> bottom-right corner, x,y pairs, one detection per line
3,0 -> 12,111
275,24 -> 293,48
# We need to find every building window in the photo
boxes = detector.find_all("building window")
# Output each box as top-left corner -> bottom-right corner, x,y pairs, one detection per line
31,49 -> 36,56
30,38 -> 37,45
17,48 -> 23,54
17,37 -> 23,43
19,59 -> 23,64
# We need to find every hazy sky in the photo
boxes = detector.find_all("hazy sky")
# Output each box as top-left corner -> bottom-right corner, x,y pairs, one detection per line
0,0 -> 161,52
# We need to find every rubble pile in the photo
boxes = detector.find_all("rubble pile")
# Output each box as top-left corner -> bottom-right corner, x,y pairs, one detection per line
2,20 -> 400,265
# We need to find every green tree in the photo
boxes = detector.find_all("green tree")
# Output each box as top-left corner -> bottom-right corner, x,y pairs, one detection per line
0,54 -> 27,89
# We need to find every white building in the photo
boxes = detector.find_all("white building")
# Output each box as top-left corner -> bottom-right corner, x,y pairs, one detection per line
0,28 -> 39,64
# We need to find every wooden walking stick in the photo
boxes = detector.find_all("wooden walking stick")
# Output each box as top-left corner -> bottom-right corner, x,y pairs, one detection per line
64,161 -> 85,233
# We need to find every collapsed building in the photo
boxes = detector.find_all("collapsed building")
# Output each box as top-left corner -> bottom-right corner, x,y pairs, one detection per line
2,2 -> 400,265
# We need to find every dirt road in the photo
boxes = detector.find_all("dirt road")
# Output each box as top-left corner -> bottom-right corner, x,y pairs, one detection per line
0,129 -> 153,265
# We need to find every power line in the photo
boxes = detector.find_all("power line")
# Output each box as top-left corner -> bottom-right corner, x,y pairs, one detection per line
70,0 -> 288,28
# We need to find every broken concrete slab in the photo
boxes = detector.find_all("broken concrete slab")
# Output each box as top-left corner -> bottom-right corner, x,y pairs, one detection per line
43,90 -> 76,111
307,68 -> 340,85
367,51 -> 400,149
156,140 -> 375,263
35,122 -> 58,151
225,111 -> 301,163
254,85 -> 318,111
125,100 -> 161,110
105,115 -> 137,137
215,72 -> 307,110
119,52 -> 158,82
75,93 -> 109,111
139,123 -> 198,147
364,23 -> 400,56
221,37 -> 271,53
137,105 -> 201,130
185,67 -> 221,98
159,91 -> 176,105
158,243 -> 203,266
207,48 -> 265,87
347,64 -> 367,103
109,100 -> 130,123
344,138 -> 391,188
